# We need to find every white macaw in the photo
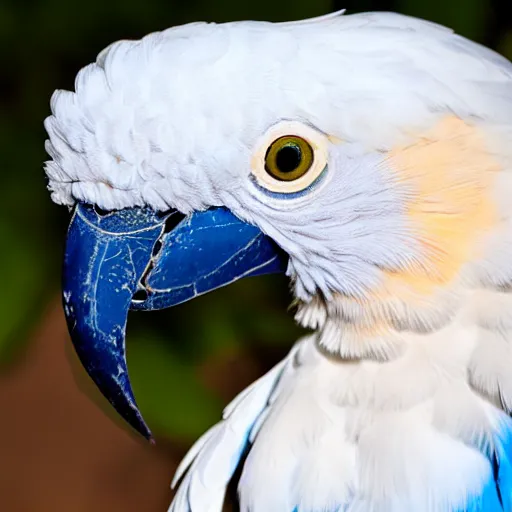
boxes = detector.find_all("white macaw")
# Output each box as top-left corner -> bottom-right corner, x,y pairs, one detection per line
44,9 -> 512,511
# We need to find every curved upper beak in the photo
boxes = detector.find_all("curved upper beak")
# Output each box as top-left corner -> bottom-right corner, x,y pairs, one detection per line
62,204 -> 287,440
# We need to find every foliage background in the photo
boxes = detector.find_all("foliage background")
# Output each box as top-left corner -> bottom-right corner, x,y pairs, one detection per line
0,0 -> 511,510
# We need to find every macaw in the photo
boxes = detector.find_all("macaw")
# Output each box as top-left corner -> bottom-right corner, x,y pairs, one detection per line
43,8 -> 512,511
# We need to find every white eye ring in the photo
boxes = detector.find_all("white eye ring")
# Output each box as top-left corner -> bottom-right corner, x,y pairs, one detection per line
251,121 -> 329,194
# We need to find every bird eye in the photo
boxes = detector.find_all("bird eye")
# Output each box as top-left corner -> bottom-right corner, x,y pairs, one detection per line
251,121 -> 329,197
264,136 -> 314,182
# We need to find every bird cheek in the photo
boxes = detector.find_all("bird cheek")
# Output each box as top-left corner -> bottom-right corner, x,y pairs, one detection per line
387,116 -> 499,293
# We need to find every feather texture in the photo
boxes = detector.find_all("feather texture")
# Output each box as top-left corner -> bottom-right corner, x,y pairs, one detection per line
44,10 -> 512,212
171,330 -> 512,512
168,340 -> 302,511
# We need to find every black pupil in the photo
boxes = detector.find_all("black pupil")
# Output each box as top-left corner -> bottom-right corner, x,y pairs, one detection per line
275,144 -> 302,173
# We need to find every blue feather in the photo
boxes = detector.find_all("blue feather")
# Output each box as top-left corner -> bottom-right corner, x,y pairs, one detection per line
492,418 -> 512,510
461,477 -> 503,512
457,415 -> 512,512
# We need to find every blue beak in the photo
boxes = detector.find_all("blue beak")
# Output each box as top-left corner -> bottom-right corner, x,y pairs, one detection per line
62,203 -> 287,440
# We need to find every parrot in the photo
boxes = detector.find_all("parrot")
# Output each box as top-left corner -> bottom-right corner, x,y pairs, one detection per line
43,8 -> 512,512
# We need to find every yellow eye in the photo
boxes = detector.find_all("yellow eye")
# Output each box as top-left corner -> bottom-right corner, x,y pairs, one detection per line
251,121 -> 329,196
265,136 -> 314,182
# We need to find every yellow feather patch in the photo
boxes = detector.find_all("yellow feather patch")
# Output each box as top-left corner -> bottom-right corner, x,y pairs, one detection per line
382,116 -> 500,298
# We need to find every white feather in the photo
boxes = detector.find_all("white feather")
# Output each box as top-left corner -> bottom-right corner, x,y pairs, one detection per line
44,11 -> 512,211
168,340 -> 303,511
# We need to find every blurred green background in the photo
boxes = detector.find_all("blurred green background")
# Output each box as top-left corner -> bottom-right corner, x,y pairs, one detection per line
0,0 -> 511,510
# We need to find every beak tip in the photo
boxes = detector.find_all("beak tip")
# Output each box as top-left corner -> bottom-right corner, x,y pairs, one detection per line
132,417 -> 153,442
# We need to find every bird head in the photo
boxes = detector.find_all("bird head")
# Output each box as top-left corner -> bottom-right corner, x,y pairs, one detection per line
44,11 -> 512,440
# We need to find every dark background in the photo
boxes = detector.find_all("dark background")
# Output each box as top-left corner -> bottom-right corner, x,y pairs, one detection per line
0,0 -> 511,510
